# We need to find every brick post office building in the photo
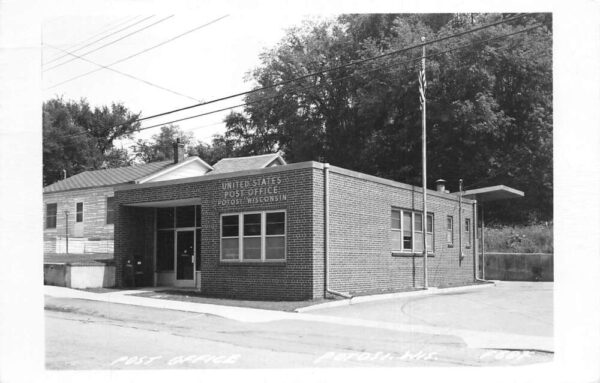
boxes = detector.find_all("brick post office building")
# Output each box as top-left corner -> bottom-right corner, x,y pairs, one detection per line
113,160 -> 522,300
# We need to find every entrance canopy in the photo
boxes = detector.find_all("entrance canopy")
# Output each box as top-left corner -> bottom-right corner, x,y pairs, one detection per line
461,185 -> 524,202
122,198 -> 203,208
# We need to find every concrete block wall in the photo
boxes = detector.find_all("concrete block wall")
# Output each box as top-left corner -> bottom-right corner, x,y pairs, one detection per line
481,252 -> 553,281
43,186 -> 115,252
319,166 -> 476,295
114,164 -> 317,300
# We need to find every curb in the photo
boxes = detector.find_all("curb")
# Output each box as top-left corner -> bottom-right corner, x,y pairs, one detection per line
295,282 -> 496,312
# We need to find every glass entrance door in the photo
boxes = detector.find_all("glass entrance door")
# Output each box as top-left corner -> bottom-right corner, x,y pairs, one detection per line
175,230 -> 195,286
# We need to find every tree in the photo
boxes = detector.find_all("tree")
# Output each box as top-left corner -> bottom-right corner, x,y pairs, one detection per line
190,134 -> 236,166
221,13 -> 552,223
43,97 -> 140,185
133,125 -> 194,163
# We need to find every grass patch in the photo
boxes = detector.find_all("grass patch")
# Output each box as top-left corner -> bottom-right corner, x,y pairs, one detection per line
484,223 -> 553,253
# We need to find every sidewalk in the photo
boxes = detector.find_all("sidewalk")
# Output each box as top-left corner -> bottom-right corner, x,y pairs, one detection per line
44,285 -> 554,352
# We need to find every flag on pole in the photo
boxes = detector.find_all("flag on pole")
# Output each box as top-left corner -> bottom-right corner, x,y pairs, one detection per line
418,68 -> 427,108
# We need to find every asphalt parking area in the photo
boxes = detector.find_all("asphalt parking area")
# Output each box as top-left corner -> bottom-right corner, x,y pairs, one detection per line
309,282 -> 553,337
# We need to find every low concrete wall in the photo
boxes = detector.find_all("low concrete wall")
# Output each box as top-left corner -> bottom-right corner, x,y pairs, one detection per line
480,252 -> 553,281
43,264 -> 116,288
44,264 -> 68,287
69,265 -> 116,288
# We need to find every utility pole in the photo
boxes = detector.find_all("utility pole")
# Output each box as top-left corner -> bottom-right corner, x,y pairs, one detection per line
419,36 -> 428,289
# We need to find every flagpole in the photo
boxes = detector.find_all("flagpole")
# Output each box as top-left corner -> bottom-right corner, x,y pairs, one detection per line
421,37 -> 428,289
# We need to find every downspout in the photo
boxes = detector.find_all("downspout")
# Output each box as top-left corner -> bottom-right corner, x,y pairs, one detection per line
458,179 -> 463,261
323,163 -> 353,299
481,202 -> 486,280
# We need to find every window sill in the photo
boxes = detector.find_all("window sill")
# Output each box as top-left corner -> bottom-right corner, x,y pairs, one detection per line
219,261 -> 286,267
391,252 -> 435,258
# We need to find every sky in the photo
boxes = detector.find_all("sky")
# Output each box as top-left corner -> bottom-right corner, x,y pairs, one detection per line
41,10 -> 320,148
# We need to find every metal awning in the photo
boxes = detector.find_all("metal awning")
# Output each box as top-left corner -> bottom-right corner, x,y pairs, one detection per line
461,185 -> 524,202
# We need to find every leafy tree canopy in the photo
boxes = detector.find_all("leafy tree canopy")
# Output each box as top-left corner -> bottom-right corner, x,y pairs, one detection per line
222,13 -> 552,224
133,125 -> 194,163
43,97 -> 140,185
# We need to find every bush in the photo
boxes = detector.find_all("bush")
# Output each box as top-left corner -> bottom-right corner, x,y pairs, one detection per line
483,223 -> 553,253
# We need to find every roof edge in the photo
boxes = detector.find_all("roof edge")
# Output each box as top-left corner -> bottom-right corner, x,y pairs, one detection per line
136,156 -> 213,184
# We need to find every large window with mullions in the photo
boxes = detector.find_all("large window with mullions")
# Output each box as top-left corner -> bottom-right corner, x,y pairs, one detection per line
391,208 -> 434,253
221,210 -> 286,262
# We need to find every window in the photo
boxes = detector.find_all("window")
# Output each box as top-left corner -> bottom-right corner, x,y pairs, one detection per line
157,207 -> 174,229
176,206 -> 195,228
46,203 -> 57,229
76,202 -> 83,222
221,210 -> 286,262
391,209 -> 434,253
447,216 -> 454,246
465,218 -> 472,248
106,197 -> 115,224
243,213 -> 262,260
156,231 -> 174,271
403,212 -> 413,250
156,205 -> 202,271
390,210 -> 402,251
221,215 -> 239,260
266,212 -> 286,260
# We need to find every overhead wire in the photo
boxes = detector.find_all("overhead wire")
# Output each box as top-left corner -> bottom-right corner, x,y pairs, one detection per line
57,22 -> 547,139
45,43 -> 203,102
43,15 -> 140,63
43,15 -> 155,67
43,15 -> 175,72
97,13 -> 533,128
123,23 -> 547,135
44,14 -> 230,90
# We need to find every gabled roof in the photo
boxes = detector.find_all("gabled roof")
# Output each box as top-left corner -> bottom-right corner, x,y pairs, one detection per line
43,156 -> 210,193
211,153 -> 286,174
136,157 -> 213,183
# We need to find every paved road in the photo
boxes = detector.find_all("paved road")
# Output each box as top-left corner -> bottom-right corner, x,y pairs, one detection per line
45,284 -> 553,369
311,282 -> 553,337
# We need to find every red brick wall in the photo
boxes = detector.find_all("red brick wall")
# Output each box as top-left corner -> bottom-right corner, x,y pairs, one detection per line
113,162 -> 476,299
114,164 -> 317,299
318,165 -> 476,294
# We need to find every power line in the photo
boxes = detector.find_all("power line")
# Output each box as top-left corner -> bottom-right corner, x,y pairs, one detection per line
45,43 -> 202,102
43,15 -> 155,67
57,22 -> 546,139
129,24 -> 546,135
45,15 -> 230,90
94,13 -> 533,129
44,15 -> 175,73
43,15 -> 140,63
